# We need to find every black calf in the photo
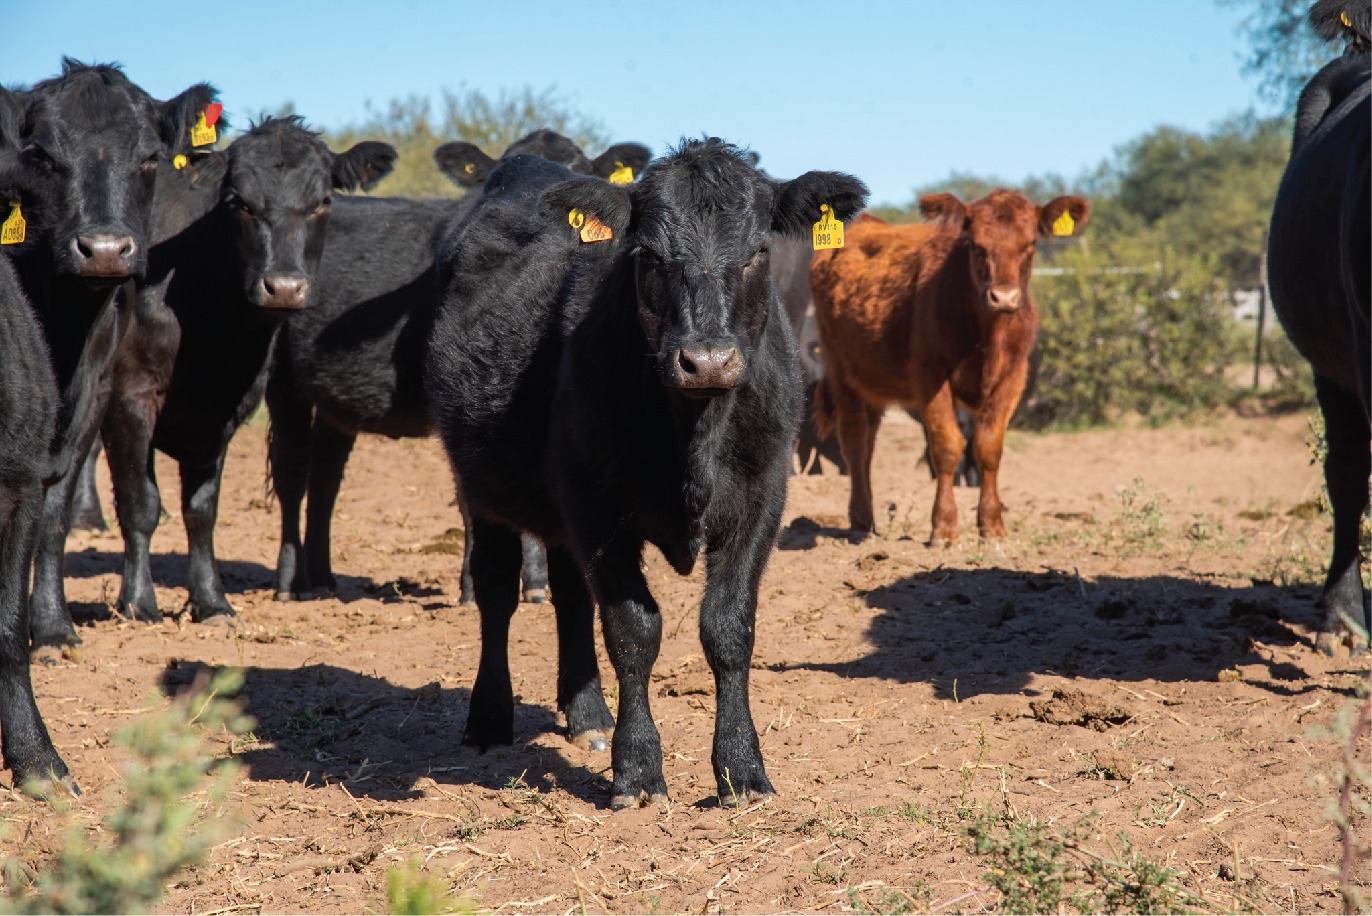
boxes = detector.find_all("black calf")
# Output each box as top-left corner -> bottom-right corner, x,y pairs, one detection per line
1267,1 -> 1371,653
2,61 -> 219,652
267,131 -> 647,605
426,140 -> 867,807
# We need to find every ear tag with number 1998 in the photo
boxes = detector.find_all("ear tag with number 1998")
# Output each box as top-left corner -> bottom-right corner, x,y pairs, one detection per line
1,202 -> 26,245
812,203 -> 844,251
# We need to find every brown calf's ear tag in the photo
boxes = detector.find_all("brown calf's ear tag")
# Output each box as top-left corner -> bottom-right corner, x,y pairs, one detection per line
608,162 -> 634,185
569,208 -> 613,243
1,202 -> 26,245
812,203 -> 844,251
1051,210 -> 1075,237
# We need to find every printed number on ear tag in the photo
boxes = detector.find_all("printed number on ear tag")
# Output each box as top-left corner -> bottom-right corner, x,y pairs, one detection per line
190,105 -> 220,148
1,202 -> 26,245
1051,210 -> 1075,237
812,203 -> 844,251
569,208 -> 613,243
608,162 -> 634,185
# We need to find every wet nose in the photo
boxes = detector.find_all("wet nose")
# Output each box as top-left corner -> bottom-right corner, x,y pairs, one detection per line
258,273 -> 310,310
986,285 -> 1022,311
72,234 -> 137,278
673,345 -> 744,390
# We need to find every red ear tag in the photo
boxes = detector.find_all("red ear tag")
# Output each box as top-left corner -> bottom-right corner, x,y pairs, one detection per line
203,103 -> 223,127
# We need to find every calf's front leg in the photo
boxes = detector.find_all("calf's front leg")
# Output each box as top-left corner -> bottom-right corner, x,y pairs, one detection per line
921,385 -> 965,544
180,457 -> 235,623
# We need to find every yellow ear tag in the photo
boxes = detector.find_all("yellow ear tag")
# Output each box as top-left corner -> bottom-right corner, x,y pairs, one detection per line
172,154 -> 189,170
608,162 -> 634,185
1051,210 -> 1075,237
463,162 -> 475,174
1342,10 -> 1353,28
189,110 -> 217,148
812,203 -> 844,251
1,202 -> 26,245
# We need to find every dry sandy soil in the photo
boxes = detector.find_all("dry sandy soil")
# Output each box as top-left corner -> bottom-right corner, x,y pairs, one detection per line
3,409 -> 1369,914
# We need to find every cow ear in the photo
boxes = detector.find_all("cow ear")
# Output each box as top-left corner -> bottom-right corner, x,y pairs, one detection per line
1038,195 -> 1090,237
159,83 -> 221,156
540,176 -> 632,236
591,142 -> 652,180
331,140 -> 397,191
0,87 -> 24,150
918,193 -> 967,228
434,142 -> 497,188
771,171 -> 869,238
743,151 -> 762,168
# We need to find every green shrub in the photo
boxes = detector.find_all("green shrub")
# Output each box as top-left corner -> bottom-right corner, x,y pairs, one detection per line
1,671 -> 251,915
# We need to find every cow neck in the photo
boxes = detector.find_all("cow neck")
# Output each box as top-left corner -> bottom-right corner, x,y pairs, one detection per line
12,251 -> 125,391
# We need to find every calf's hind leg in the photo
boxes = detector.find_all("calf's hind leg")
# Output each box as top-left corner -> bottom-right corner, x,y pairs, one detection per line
831,382 -> 883,534
303,421 -> 356,598
462,517 -> 523,748
1314,375 -> 1370,654
180,457 -> 236,623
266,366 -> 312,600
545,546 -> 613,750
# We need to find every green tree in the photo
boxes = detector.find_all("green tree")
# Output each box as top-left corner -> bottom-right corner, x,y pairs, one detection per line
1219,0 -> 1341,106
326,87 -> 610,199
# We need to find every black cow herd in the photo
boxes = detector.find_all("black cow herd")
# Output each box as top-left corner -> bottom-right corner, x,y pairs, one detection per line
0,1 -> 1367,807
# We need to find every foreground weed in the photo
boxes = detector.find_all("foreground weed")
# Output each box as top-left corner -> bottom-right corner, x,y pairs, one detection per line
964,813 -> 1203,914
1114,477 -> 1168,552
386,856 -> 474,915
1,670 -> 251,915
846,881 -> 933,914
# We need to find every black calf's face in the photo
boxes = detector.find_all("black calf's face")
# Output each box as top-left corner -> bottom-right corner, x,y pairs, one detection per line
222,119 -> 395,310
10,61 -> 216,283
544,139 -> 867,396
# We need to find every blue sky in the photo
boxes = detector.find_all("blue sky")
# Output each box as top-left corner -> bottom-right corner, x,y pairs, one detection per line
6,1 -> 1276,206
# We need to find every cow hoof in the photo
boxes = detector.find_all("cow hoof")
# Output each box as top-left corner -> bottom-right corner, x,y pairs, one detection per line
274,590 -> 296,602
306,587 -> 336,601
14,768 -> 81,801
198,612 -> 238,628
928,533 -> 957,547
1315,631 -> 1343,656
611,790 -> 669,810
979,524 -> 1008,539
70,510 -> 108,532
117,600 -> 164,624
460,599 -> 478,609
719,786 -> 776,808
523,587 -> 546,604
571,729 -> 612,752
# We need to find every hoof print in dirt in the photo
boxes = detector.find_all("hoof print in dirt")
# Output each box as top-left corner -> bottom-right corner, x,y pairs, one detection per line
1028,688 -> 1132,731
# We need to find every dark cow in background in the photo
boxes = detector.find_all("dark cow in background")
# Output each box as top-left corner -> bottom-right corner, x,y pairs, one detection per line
87,118 -> 396,631
1267,0 -> 1371,653
811,191 -> 1088,543
0,60 -> 219,652
0,132 -> 74,795
266,131 -> 649,606
426,140 -> 867,807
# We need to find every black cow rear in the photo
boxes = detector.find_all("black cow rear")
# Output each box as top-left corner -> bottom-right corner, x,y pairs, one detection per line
1267,1 -> 1371,653
426,140 -> 866,807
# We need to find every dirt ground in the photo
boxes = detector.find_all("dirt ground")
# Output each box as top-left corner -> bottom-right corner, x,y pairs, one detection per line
3,409 -> 1369,914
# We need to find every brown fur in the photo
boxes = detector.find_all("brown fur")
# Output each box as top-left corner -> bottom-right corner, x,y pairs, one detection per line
810,190 -> 1089,542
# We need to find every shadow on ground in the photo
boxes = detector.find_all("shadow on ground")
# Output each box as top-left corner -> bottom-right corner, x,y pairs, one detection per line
160,660 -> 611,806
779,566 -> 1347,700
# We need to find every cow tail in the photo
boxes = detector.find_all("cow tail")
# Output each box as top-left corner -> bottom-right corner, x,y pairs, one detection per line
812,375 -> 837,439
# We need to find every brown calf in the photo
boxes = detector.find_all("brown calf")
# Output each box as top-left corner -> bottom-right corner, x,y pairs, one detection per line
810,190 -> 1089,543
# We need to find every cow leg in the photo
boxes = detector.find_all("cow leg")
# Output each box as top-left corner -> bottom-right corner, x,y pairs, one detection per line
0,482 -> 76,797
954,406 -> 981,488
302,421 -> 355,598
972,364 -> 1030,538
180,457 -> 235,624
922,386 -> 965,544
700,482 -> 785,806
69,439 -> 107,532
545,546 -> 613,750
103,402 -> 163,623
832,383 -> 882,533
266,367 -> 311,600
520,534 -> 548,604
585,538 -> 668,808
29,453 -> 89,651
456,489 -> 477,607
462,517 -> 523,749
1314,375 -> 1370,654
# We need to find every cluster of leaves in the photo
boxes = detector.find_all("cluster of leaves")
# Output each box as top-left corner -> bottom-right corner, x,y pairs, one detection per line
963,814 -> 1204,914
321,87 -> 609,199
0,671 -> 251,915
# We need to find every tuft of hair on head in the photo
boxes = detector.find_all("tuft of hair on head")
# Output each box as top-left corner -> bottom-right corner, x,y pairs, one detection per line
1310,0 -> 1372,46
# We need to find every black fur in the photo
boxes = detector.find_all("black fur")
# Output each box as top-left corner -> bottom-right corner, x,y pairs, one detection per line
1,62 -> 224,651
433,130 -> 650,188
0,141 -> 74,795
425,139 -> 867,807
266,131 -> 646,605
1267,11 -> 1371,653
80,118 -> 398,632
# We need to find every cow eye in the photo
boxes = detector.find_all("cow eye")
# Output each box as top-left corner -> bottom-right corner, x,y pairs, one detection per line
225,193 -> 252,215
22,145 -> 56,174
139,153 -> 160,174
747,243 -> 770,267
